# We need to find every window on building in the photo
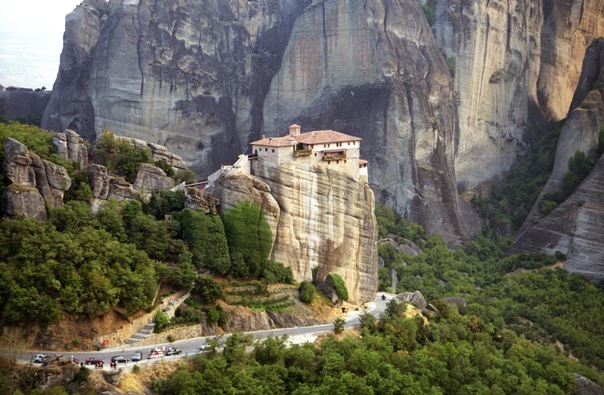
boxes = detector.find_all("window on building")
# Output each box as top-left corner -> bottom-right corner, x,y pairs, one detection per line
255,149 -> 258,154
272,149 -> 274,153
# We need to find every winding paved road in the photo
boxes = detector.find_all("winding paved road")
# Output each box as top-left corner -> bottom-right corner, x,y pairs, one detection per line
10,292 -> 395,370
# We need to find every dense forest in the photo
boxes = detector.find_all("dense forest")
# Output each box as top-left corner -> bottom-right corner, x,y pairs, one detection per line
1,120 -> 603,394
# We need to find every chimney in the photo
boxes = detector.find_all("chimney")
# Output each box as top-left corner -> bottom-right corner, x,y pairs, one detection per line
289,124 -> 301,137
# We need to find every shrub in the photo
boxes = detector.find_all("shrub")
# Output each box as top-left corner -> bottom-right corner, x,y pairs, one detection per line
539,199 -> 558,215
299,281 -> 316,304
194,275 -> 224,304
420,4 -> 435,26
167,334 -> 175,343
132,364 -> 141,374
333,317 -> 346,334
154,310 -> 171,333
261,260 -> 294,284
222,201 -> 272,279
329,273 -> 349,301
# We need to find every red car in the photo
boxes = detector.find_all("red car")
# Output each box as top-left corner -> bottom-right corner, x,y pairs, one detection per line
85,357 -> 104,366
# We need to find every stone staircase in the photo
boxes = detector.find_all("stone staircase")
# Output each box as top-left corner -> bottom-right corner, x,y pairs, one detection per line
124,292 -> 190,346
126,322 -> 155,345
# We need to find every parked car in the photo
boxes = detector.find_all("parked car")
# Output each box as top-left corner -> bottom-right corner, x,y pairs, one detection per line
33,354 -> 47,363
85,357 -> 104,366
147,351 -> 162,359
198,344 -> 209,352
164,348 -> 182,356
111,356 -> 129,364
132,351 -> 142,362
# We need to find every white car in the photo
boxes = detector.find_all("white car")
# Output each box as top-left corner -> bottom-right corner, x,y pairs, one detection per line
33,354 -> 47,363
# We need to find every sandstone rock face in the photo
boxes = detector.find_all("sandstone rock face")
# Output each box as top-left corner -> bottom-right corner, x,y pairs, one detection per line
262,0 -> 480,244
52,130 -> 89,169
208,161 -> 379,304
133,163 -> 175,195
512,38 -> 604,280
519,39 -> 604,232
430,0 -> 542,189
0,87 -> 51,125
41,0 -> 479,244
42,0 -> 603,245
30,153 -> 72,208
537,0 -> 604,120
511,154 -> 604,281
430,0 -> 604,188
42,0 -> 106,140
44,0 -> 310,175
3,138 -> 71,217
396,291 -> 427,310
89,163 -> 135,202
3,138 -> 36,187
5,184 -> 47,221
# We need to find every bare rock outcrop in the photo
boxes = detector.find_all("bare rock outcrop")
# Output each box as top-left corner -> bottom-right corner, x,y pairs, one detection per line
41,0 -> 479,244
262,0 -> 480,244
89,164 -> 135,203
208,161 -> 378,304
52,129 -> 89,169
430,0 -> 604,189
512,38 -> 604,282
396,291 -> 427,310
3,138 -> 71,218
30,153 -> 72,208
41,0 -> 107,140
0,86 -> 50,125
5,184 -> 47,221
133,163 -> 175,195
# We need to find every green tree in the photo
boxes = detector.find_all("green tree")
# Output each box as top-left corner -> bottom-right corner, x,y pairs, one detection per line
222,200 -> 273,278
299,281 -> 316,304
329,273 -> 349,302
176,209 -> 230,274
193,275 -> 223,304
333,317 -> 346,334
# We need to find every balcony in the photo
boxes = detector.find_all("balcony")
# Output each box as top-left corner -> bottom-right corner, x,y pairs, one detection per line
322,150 -> 346,161
294,148 -> 312,157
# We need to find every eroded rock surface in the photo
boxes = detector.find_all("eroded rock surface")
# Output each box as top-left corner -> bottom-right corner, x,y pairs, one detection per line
53,129 -> 89,169
208,161 -> 379,304
512,38 -> 604,282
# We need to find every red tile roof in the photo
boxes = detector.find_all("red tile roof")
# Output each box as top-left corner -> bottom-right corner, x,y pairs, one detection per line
251,129 -> 361,147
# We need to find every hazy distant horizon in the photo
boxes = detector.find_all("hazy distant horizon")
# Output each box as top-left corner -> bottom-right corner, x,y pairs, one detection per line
0,0 -> 82,89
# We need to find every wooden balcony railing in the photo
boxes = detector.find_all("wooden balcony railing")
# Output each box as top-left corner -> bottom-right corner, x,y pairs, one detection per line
294,149 -> 312,157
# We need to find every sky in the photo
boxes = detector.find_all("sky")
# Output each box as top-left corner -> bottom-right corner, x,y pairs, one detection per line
0,0 -> 84,89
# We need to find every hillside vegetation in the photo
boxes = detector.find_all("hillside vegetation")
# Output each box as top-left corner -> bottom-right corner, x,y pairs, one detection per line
0,121 -> 292,333
1,121 -> 603,394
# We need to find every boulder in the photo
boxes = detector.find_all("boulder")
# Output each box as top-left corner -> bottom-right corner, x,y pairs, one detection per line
575,373 -> 604,395
53,130 -> 89,169
5,184 -> 47,220
396,291 -> 427,310
133,163 -> 175,196
30,153 -> 72,208
3,138 -> 35,187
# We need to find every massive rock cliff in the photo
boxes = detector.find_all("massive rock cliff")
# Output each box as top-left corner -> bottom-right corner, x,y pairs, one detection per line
207,161 -> 379,304
511,38 -> 604,281
41,0 -> 603,244
0,86 -> 51,125
261,0 -> 480,243
41,0 -> 479,244
429,0 -> 604,189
